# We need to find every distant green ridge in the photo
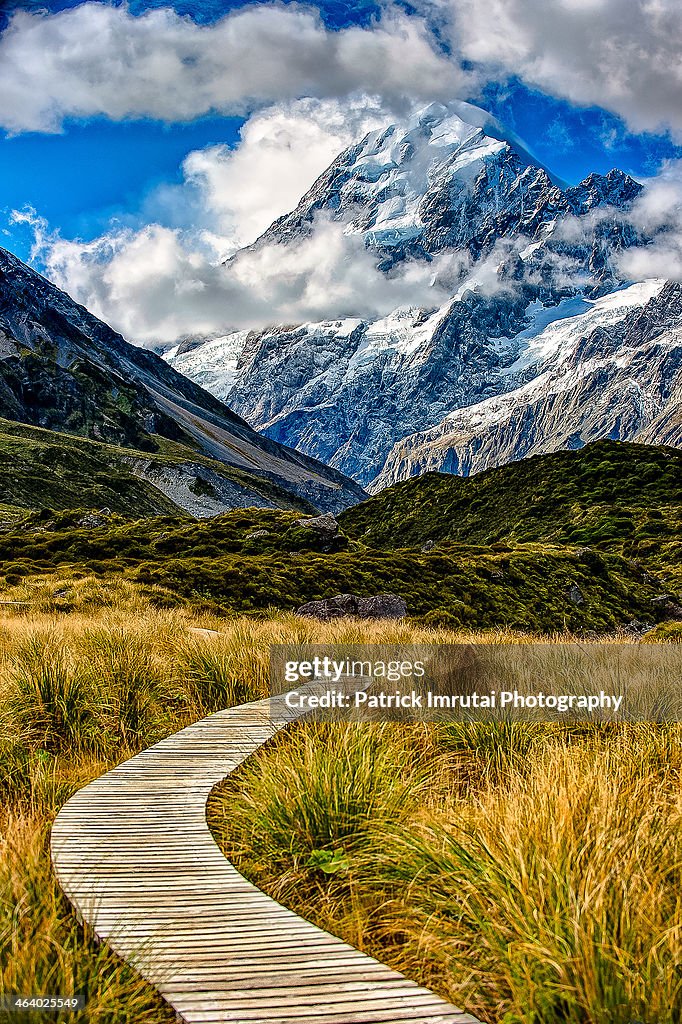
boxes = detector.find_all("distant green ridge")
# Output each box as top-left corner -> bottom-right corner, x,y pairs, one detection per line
340,440 -> 682,584
0,417 -> 316,517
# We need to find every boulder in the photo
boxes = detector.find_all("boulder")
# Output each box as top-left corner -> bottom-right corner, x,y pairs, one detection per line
359,594 -> 408,619
296,513 -> 339,537
77,512 -> 110,529
296,513 -> 347,552
621,619 -> 655,639
296,593 -> 407,621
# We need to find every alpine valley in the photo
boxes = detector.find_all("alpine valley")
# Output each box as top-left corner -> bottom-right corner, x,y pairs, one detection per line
167,101 -> 682,490
0,246 -> 366,516
1,98 -> 681,636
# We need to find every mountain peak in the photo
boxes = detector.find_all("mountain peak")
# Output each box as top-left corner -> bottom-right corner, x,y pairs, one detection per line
406,99 -> 563,182
252,100 -> 586,266
173,103 -> 674,494
566,168 -> 642,213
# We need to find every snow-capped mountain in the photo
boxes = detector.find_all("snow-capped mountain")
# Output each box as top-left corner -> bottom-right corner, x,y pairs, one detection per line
376,280 -> 682,487
167,101 -> 680,489
252,100 -> 637,271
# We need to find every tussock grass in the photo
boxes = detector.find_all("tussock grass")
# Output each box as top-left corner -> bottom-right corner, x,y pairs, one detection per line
0,573 -> 179,616
0,811 -> 174,1023
1,594 -> 680,1022
216,724 -> 434,879
0,602 -> 516,1021
210,722 -> 682,1024
384,730 -> 682,1022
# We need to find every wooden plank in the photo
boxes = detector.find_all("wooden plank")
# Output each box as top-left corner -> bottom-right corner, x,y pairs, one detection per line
51,685 -> 481,1024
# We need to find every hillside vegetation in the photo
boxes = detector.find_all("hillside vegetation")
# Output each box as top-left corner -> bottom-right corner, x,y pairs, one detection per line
0,418 -> 315,517
341,440 -> 682,589
0,440 -> 679,634
0,514 -> 673,634
341,440 -> 681,547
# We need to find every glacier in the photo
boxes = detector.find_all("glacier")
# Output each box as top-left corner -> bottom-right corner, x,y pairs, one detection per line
167,100 -> 681,488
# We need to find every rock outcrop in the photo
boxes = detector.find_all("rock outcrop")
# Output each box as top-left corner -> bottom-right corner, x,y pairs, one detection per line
296,593 -> 408,621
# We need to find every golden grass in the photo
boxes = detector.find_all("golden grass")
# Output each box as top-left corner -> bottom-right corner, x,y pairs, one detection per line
0,810 -> 176,1023
0,585 -> 679,1022
0,596 -> 527,1021
210,722 -> 682,1024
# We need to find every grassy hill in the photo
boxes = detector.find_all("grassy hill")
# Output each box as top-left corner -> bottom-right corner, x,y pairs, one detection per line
0,418 -> 316,517
339,440 -> 682,588
0,439 -> 679,634
0,510 -> 675,635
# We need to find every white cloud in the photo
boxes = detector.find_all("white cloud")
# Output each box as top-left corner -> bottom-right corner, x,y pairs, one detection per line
9,91 -> 438,344
2,0 -> 681,148
25,209 -> 467,346
618,160 -> 682,281
12,92 -> 463,345
0,2 -> 467,134
434,0 -> 682,139
182,96 -> 390,254
621,241 -> 682,281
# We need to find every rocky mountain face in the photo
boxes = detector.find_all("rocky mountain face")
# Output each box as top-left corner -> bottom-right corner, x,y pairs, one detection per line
375,280 -> 682,486
168,100 -> 680,489
255,101 -> 639,277
0,246 -> 366,512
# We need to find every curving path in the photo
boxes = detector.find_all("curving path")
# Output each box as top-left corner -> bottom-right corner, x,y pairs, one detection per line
51,689 -> 480,1024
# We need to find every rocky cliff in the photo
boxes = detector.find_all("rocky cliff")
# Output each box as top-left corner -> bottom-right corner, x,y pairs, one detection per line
167,101 -> 677,488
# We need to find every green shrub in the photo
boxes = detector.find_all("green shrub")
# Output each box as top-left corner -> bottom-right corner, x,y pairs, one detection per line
422,608 -> 463,628
643,621 -> 682,643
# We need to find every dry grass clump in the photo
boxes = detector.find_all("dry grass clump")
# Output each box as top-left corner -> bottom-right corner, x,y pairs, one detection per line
0,601 -> 509,1021
0,605 -> 277,1021
1,593 -> 680,1022
0,573 -> 169,616
0,812 -> 175,1023
210,722 -> 682,1024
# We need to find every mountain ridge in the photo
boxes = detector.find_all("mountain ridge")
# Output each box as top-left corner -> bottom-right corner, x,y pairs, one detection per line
0,245 -> 366,512
250,101 -> 640,271
374,279 -> 682,488
167,100 -> 672,488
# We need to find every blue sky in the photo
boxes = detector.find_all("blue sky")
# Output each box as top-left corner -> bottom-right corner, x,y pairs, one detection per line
1,0 -> 681,345
0,0 -> 383,259
1,115 -> 244,259
2,0 -> 681,262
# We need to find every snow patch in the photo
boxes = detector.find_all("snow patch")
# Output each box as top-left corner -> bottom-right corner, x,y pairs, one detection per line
504,280 -> 665,376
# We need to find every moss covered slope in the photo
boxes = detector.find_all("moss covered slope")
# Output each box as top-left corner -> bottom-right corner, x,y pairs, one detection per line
340,440 -> 682,584
0,418 -> 316,516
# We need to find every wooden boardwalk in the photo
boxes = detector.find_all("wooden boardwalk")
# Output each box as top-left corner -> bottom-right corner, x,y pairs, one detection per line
51,689 -> 480,1024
